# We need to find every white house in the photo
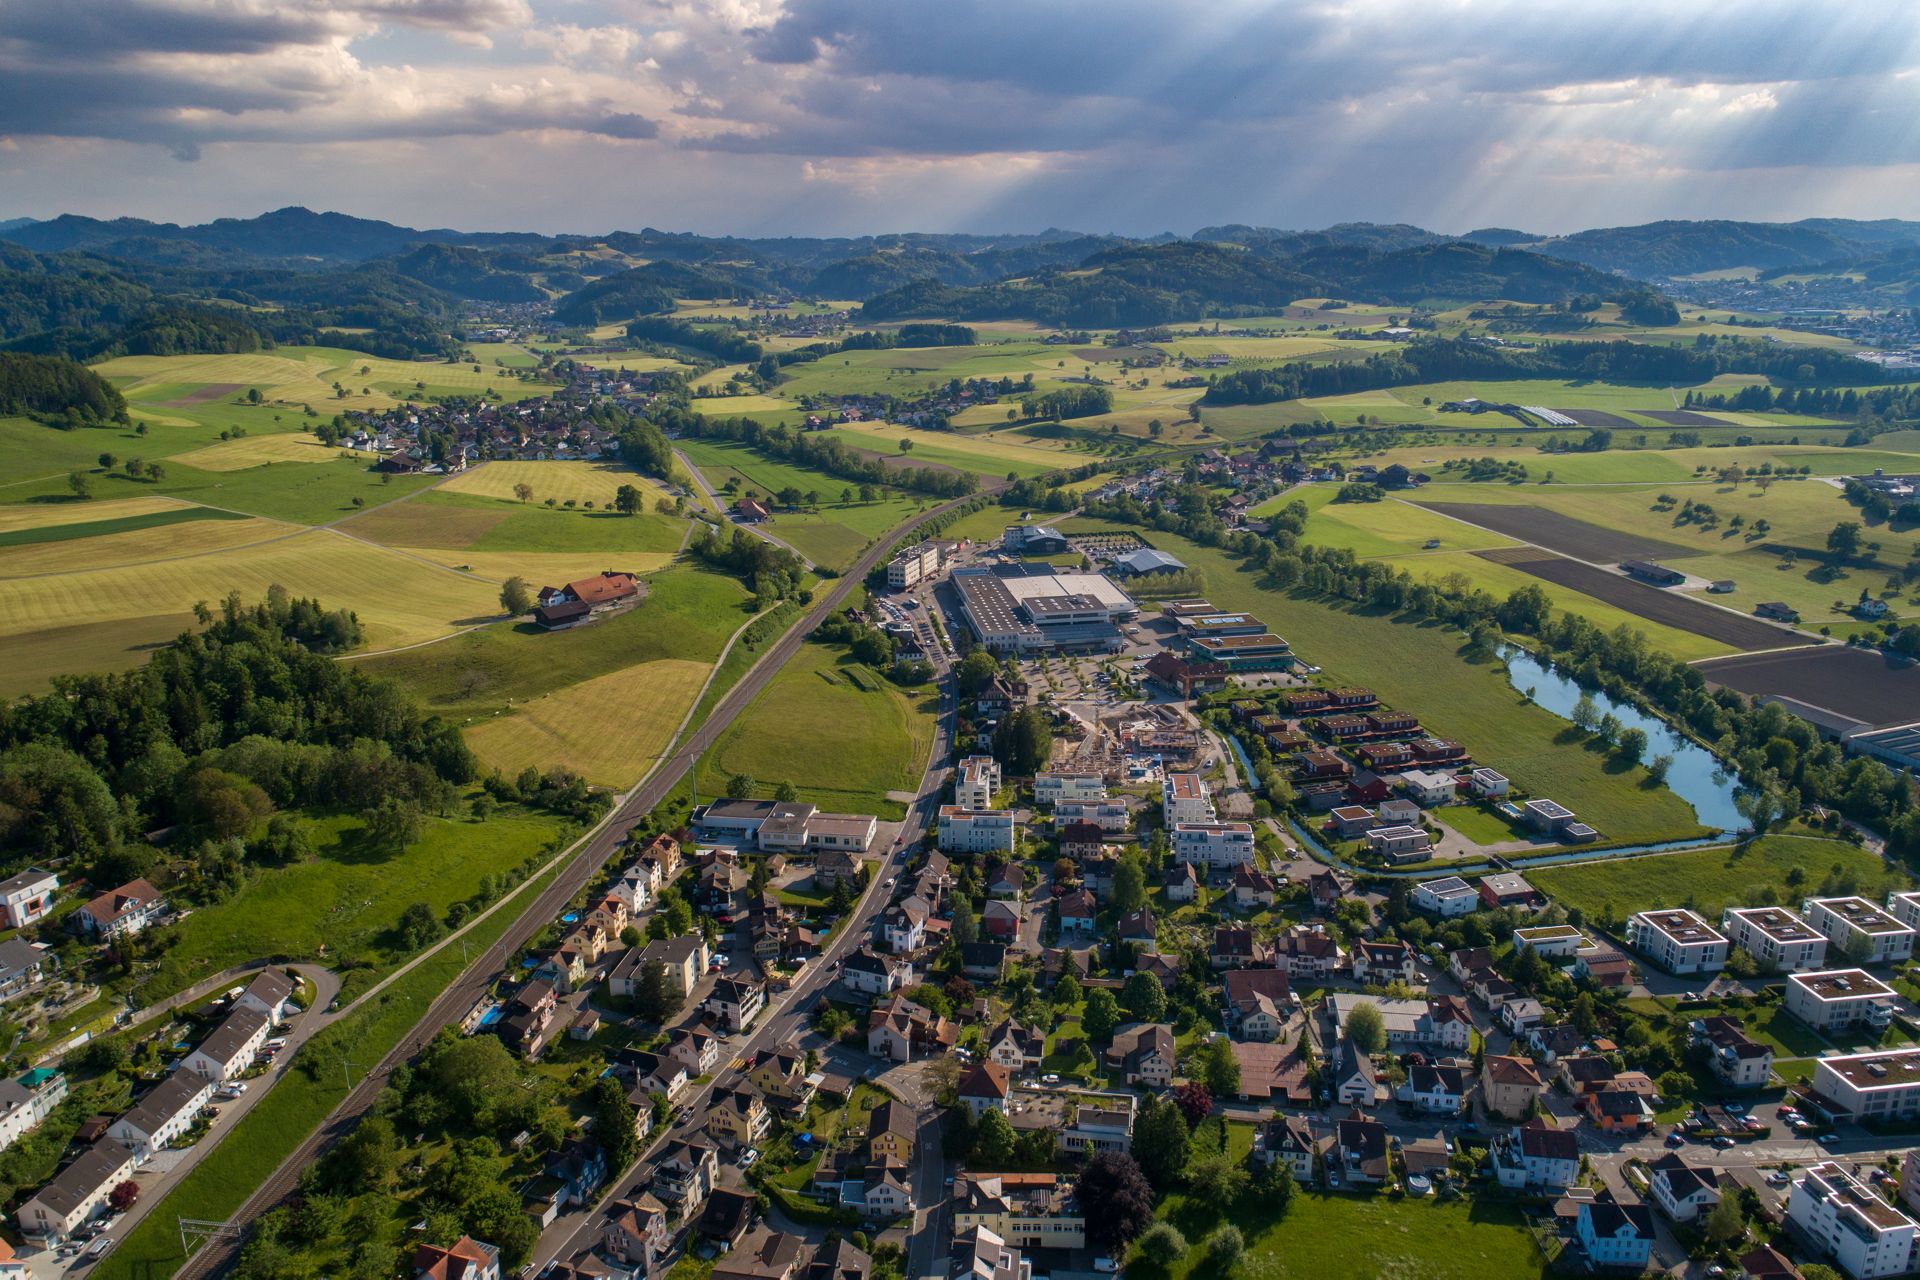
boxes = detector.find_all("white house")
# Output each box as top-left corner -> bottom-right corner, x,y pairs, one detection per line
1574,1198 -> 1654,1272
236,969 -> 297,1024
1412,876 -> 1477,918
108,1070 -> 216,1163
1491,1120 -> 1578,1191
1626,908 -> 1727,974
1395,1062 -> 1466,1113
1397,770 -> 1457,807
1364,825 -> 1431,859
938,806 -> 1016,854
1788,1161 -> 1917,1278
1802,896 -> 1917,966
17,1140 -> 137,1243
1648,1153 -> 1722,1223
1170,822 -> 1255,869
1467,768 -> 1509,798
1162,773 -> 1215,825
0,869 -> 57,930
843,950 -> 913,997
183,1009 -> 270,1082
1511,925 -> 1584,959
0,1070 -> 64,1154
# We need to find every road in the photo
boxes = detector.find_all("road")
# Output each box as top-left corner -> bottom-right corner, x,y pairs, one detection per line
169,491 -> 977,1280
531,576 -> 959,1274
674,447 -> 818,569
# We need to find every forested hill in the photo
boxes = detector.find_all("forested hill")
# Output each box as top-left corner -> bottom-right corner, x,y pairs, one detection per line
0,351 -> 129,421
860,240 -> 1640,327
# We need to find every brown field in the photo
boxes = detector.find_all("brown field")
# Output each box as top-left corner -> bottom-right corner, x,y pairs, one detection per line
337,501 -> 509,551
1637,409 -> 1735,427
1559,409 -> 1637,428
164,382 -> 243,406
1420,501 -> 1704,564
1698,647 -> 1920,724
1477,548 -> 1813,651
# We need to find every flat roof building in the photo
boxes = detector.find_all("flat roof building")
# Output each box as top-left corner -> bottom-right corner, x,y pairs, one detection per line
1720,906 -> 1829,973
1787,1161 -> 1917,1278
1626,909 -> 1727,975
1814,1049 -> 1920,1123
1786,969 -> 1897,1034
1803,896 -> 1917,966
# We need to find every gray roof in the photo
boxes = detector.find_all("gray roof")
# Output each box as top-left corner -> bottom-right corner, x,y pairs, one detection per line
193,1009 -> 268,1069
116,1070 -> 211,1139
28,1140 -> 133,1217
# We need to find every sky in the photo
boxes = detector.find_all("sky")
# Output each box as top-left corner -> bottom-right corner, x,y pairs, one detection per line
3,0 -> 1920,239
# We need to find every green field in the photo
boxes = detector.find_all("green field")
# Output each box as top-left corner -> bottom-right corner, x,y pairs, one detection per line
1069,522 -> 1707,842
1529,830 -> 1913,925
2,451 -> 445,525
0,503 -> 252,548
138,805 -> 566,1003
707,640 -> 936,819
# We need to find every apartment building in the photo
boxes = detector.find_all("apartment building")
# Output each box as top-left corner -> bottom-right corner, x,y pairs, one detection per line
1803,897 -> 1918,966
1787,1161 -> 1917,1278
1786,969 -> 1897,1034
938,806 -> 1016,854
0,1069 -> 64,1154
886,541 -> 944,590
951,1174 -> 1084,1251
955,757 -> 1002,811
1161,772 -> 1215,825
1170,822 -> 1255,869
1033,773 -> 1106,807
1626,909 -> 1728,975
1052,800 -> 1129,833
1720,906 -> 1830,973
1813,1049 -> 1920,1123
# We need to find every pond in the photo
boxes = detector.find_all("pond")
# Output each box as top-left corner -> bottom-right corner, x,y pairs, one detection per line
1501,646 -> 1744,833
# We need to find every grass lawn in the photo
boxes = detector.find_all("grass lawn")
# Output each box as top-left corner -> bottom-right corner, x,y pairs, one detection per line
137,805 -> 567,1003
1529,830 -> 1912,925
1438,805 -> 1525,845
92,856 -> 567,1280
4,453 -> 447,525
1075,524 -> 1706,843
1629,995 -> 1830,1060
1137,1187 -> 1548,1280
707,641 -> 936,819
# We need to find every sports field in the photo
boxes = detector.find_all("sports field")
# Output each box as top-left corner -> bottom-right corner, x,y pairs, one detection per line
463,657 -> 711,786
1067,521 -> 1708,842
707,641 -> 937,818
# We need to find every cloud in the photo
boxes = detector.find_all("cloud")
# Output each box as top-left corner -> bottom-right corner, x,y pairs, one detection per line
1,0 -> 1918,232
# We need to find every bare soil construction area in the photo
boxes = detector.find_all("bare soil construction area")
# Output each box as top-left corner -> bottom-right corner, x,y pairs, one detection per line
1697,646 -> 1920,725
1477,547 -> 1814,651
1420,501 -> 1702,564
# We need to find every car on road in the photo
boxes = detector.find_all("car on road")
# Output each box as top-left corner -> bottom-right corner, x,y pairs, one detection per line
1711,1136 -> 1736,1149
1665,1132 -> 1687,1147
739,1149 -> 760,1169
1766,1170 -> 1790,1186
1041,1073 -> 1060,1085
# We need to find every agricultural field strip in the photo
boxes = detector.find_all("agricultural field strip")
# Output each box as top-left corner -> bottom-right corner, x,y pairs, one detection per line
1692,645 -> 1920,724
0,508 -> 309,582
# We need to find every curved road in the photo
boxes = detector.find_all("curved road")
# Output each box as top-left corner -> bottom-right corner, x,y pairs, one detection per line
170,490 -> 981,1280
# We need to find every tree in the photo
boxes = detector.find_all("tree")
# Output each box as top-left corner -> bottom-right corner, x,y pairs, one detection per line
1132,1097 -> 1190,1192
615,484 -> 642,516
1702,1193 -> 1745,1245
592,1075 -> 639,1171
500,576 -> 534,616
1829,520 -> 1864,563
974,1107 -> 1017,1166
364,796 -> 422,850
1647,753 -> 1674,784
1615,727 -> 1649,765
726,773 -> 756,799
1053,972 -> 1081,1007
68,469 -> 92,500
325,1113 -> 397,1190
513,482 -> 534,503
1171,1081 -> 1213,1128
774,781 -> 799,803
1137,1222 -> 1187,1265
1202,1034 -> 1241,1097
1110,855 -> 1147,916
956,650 -> 1000,696
1187,1152 -> 1248,1204
1255,1152 -> 1297,1210
1082,988 -> 1121,1043
1345,1001 -> 1387,1055
634,960 -> 683,1023
97,451 -> 116,471
951,896 -> 978,945
396,901 -> 443,950
1077,1153 -> 1154,1253
109,1180 -> 140,1212
1205,1225 -> 1245,1273
1570,694 -> 1600,733
1121,971 -> 1166,1023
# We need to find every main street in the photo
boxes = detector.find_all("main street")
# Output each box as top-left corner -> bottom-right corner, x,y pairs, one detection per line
529,554 -> 961,1275
170,489 -> 981,1280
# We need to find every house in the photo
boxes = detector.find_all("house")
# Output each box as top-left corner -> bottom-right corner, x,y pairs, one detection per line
669,1026 -> 725,1078
1222,970 -> 1292,1041
74,877 -> 166,939
1330,805 -> 1377,838
985,1020 -> 1046,1071
1255,1114 -> 1320,1181
627,1051 -> 689,1102
747,1049 -> 817,1111
1272,926 -> 1342,980
1575,1195 -> 1655,1271
0,939 -> 51,1003
236,968 -> 297,1024
1397,770 -> 1457,807
1786,969 -> 1897,1034
1787,1162 -> 1917,1279
0,868 -> 57,929
17,1139 -> 137,1243
1501,998 -> 1546,1037
546,1139 -> 609,1208
651,1138 -> 720,1210
1308,869 -> 1348,913
1756,601 -> 1801,623
499,979 -> 559,1059
108,1069 -> 215,1162
1738,1245 -> 1805,1280
711,1232 -> 809,1280
808,1239 -> 872,1280
1468,768 -> 1509,798
1802,896 -> 1917,966
1351,938 -> 1418,986
1104,1023 -> 1175,1086
1582,1084 -> 1654,1133
1481,1055 -> 1544,1120
698,1187 -> 760,1250
703,976 -> 766,1033
982,899 -> 1020,943
1116,908 -> 1157,946
1327,1110 -> 1390,1185
1397,1062 -> 1466,1113
1449,946 -> 1495,985
1693,1016 -> 1774,1089
0,1070 -> 66,1154
1053,1095 -> 1137,1156
707,1087 -> 773,1146
1228,865 -> 1277,910
843,949 -> 913,998
950,1173 -> 1085,1251
1058,823 -> 1107,862
1491,1119 -> 1578,1190
1333,1038 -> 1378,1108
1364,825 -> 1432,862
958,1062 -> 1013,1115
1418,995 -> 1474,1053
1476,872 -> 1541,911
1413,876 -> 1478,918
962,942 -> 1009,983
867,1100 -> 917,1163
1649,1153 -> 1722,1223
1560,1055 -> 1619,1096
1529,1023 -> 1584,1063
866,995 -> 956,1062
617,934 -> 709,997
1210,925 -> 1267,970
1378,797 -> 1422,826
1574,952 -> 1635,988
1164,861 -> 1201,904
603,1195 -> 673,1270
1627,908 -> 1728,974
412,1236 -> 503,1280
1512,925 -> 1584,960
814,848 -> 863,889
183,1008 -> 270,1082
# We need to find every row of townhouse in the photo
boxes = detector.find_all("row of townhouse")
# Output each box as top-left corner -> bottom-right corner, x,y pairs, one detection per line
19,969 -> 294,1243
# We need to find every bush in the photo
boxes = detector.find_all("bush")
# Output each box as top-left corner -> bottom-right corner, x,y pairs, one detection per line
1206,1225 -> 1245,1272
1136,1222 -> 1187,1265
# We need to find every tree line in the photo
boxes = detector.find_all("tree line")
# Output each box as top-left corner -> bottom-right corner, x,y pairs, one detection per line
0,352 -> 128,421
664,407 -> 979,499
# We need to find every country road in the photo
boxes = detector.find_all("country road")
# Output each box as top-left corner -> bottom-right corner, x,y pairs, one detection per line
166,489 -> 980,1279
